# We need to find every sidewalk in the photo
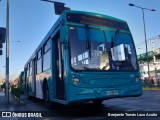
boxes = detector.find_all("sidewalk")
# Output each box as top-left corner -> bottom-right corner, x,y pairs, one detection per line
0,91 -> 24,105
0,91 -> 5,103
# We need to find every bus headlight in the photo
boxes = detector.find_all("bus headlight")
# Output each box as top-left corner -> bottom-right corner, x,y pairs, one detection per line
73,78 -> 80,86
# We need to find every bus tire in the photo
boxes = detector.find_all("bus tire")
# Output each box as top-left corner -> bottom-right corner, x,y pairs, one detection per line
92,100 -> 103,104
44,83 -> 52,109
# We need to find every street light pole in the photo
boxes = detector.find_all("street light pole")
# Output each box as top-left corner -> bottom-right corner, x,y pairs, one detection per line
6,0 -> 10,104
141,8 -> 151,83
129,3 -> 156,84
0,0 -> 19,104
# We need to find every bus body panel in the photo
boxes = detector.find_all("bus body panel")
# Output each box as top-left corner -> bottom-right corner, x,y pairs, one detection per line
65,69 -> 142,103
67,83 -> 142,103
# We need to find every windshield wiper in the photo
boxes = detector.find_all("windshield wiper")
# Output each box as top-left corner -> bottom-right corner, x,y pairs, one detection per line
111,29 -> 120,48
85,25 -> 91,60
83,66 -> 90,70
82,66 -> 100,70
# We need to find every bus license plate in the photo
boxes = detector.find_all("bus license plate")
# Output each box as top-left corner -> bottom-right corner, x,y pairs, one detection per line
106,90 -> 118,96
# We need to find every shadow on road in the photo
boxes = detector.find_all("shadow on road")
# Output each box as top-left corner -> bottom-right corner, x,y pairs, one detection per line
49,103 -> 108,117
24,95 -> 110,117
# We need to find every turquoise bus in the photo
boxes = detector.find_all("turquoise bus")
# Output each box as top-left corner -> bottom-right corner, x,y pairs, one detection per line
24,10 -> 142,108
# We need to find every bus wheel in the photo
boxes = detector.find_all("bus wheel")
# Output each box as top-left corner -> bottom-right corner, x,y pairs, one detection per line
44,84 -> 52,109
92,100 -> 103,104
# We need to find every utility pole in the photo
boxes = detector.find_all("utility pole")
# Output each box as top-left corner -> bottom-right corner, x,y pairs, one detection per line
6,0 -> 10,104
151,39 -> 157,81
129,3 -> 155,87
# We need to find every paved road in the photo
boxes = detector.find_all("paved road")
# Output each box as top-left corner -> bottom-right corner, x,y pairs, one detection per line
0,90 -> 160,120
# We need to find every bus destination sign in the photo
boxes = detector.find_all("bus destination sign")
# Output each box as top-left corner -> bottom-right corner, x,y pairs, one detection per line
67,13 -> 129,31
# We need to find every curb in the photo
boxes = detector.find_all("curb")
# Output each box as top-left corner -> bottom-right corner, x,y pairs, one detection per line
143,87 -> 160,90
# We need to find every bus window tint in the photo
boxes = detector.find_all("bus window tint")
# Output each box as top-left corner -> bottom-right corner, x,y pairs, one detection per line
44,40 -> 51,53
69,27 -> 138,71
77,27 -> 87,41
105,31 -> 138,70
43,40 -> 51,71
89,29 -> 105,42
69,26 -> 108,70
37,49 -> 42,74
43,50 -> 51,71
37,58 -> 42,74
38,49 -> 42,59
29,61 -> 32,76
27,64 -> 29,77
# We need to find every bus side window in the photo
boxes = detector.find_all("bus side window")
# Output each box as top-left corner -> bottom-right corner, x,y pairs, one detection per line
27,64 -> 29,77
43,40 -> 51,71
37,49 -> 42,74
29,61 -> 32,76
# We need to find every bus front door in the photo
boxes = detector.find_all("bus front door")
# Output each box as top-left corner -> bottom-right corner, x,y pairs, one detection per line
54,38 -> 65,100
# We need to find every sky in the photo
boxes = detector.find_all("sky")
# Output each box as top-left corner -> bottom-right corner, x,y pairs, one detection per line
0,0 -> 159,80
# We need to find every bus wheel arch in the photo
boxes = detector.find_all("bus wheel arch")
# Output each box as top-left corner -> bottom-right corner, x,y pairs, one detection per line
43,78 -> 47,101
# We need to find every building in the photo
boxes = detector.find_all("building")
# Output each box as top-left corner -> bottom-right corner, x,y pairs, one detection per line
138,48 -> 160,83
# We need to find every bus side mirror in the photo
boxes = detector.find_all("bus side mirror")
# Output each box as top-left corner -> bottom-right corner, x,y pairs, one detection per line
60,26 -> 67,44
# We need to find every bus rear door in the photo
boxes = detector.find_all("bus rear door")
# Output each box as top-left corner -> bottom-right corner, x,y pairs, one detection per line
32,57 -> 36,95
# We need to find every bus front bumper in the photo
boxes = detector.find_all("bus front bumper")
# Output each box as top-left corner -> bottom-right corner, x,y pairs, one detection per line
68,82 -> 143,103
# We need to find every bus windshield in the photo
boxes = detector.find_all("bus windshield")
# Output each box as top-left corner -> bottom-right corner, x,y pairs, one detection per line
69,26 -> 138,71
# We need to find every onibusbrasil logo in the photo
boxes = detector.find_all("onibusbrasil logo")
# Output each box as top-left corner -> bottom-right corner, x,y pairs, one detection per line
1,112 -> 42,118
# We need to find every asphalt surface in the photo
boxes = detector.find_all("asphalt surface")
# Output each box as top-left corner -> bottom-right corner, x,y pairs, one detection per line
0,90 -> 160,120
